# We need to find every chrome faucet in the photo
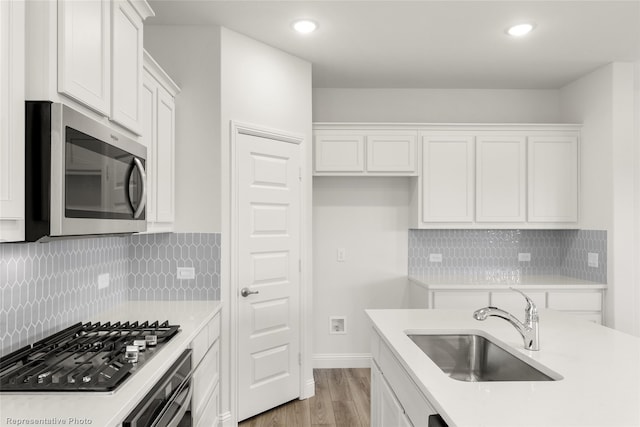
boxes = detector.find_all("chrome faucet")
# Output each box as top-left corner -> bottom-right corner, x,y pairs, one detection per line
473,288 -> 539,351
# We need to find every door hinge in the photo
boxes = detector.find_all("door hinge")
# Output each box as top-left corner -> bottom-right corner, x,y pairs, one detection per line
298,167 -> 302,181
298,259 -> 301,272
298,353 -> 302,366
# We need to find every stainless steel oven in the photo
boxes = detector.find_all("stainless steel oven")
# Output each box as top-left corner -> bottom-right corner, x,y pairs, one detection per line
123,349 -> 193,427
25,101 -> 147,242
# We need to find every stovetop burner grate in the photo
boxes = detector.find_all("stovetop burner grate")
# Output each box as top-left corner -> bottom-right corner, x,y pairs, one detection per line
0,320 -> 179,392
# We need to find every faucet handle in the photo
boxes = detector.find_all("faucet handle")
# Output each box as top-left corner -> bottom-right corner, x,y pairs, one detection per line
509,287 -> 537,311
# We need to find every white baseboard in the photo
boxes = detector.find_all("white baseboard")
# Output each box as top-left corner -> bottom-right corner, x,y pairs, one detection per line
313,353 -> 372,369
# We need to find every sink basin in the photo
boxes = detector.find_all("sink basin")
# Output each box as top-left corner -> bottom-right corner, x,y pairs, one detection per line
407,333 -> 560,382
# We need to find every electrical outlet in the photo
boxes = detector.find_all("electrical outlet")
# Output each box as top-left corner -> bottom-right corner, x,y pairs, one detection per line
329,316 -> 347,334
518,253 -> 531,262
98,273 -> 110,289
588,253 -> 599,268
429,253 -> 443,263
337,248 -> 346,262
177,267 -> 196,280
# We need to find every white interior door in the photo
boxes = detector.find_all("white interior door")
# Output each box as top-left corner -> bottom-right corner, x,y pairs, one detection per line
236,129 -> 302,421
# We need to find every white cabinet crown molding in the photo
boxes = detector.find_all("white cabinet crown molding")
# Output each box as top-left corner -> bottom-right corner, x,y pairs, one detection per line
128,0 -> 155,20
143,49 -> 180,97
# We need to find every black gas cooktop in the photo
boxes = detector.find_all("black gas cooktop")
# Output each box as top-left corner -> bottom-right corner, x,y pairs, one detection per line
0,321 -> 179,392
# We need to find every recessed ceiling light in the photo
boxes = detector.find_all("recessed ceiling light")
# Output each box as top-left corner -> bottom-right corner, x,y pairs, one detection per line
292,19 -> 318,34
506,23 -> 535,37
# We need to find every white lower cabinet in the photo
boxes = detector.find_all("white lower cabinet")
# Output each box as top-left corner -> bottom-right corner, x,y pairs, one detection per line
196,383 -> 220,427
371,331 -> 437,427
190,312 -> 220,427
414,285 -> 605,324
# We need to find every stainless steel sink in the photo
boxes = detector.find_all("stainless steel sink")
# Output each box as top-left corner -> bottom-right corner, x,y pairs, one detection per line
407,333 -> 561,382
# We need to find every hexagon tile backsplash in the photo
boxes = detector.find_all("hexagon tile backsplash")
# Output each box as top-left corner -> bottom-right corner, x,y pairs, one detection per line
408,229 -> 607,283
128,233 -> 220,301
0,233 -> 220,356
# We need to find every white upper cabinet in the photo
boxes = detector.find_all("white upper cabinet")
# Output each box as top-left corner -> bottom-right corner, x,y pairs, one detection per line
57,0 -> 111,115
28,0 -> 153,135
421,134 -> 474,222
0,0 -> 25,242
110,0 -> 144,134
314,134 -> 365,173
409,124 -> 579,229
313,126 -> 417,176
142,51 -> 179,233
528,136 -> 579,222
476,136 -> 526,223
367,134 -> 417,173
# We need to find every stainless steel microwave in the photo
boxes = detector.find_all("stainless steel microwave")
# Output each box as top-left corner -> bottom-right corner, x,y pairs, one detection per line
25,101 -> 147,242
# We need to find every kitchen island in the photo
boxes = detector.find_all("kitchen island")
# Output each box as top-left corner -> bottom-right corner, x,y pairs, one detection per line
367,309 -> 640,427
0,301 -> 221,427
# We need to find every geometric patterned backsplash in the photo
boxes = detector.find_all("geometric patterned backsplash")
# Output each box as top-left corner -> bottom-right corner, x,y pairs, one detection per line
0,232 -> 220,356
0,237 -> 129,356
129,233 -> 220,301
408,229 -> 607,283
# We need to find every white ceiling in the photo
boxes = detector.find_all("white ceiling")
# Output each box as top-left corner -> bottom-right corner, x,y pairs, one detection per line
147,1 -> 640,89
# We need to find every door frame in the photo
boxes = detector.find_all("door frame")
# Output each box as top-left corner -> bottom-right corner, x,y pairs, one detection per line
226,121 -> 314,425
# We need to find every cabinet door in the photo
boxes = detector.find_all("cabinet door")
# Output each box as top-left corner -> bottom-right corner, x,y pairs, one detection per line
0,0 -> 25,242
58,0 -> 110,115
367,134 -> 417,173
476,136 -> 526,222
528,136 -> 578,222
380,372 -> 407,427
491,291 -> 546,313
314,135 -> 365,173
141,71 -> 157,223
370,362 -> 382,427
155,87 -> 176,223
432,291 -> 489,309
111,0 -> 143,134
422,135 -> 474,222
195,383 -> 219,427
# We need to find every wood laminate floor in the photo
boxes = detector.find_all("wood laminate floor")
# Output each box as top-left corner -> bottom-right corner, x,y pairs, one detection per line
239,368 -> 371,427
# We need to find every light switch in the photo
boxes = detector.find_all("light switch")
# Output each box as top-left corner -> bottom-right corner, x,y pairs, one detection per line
588,253 -> 599,268
98,273 -> 110,289
337,248 -> 346,262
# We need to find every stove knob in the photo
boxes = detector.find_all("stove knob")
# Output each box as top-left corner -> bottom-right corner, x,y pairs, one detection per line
124,345 -> 139,363
145,334 -> 158,347
133,339 -> 147,351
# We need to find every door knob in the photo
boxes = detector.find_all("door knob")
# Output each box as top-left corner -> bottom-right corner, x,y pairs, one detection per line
241,287 -> 259,298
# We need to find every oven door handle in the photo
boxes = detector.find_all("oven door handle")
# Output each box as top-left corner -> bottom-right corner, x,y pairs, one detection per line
152,380 -> 193,427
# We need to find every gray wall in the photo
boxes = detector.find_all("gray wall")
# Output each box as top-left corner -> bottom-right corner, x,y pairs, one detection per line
144,26 -> 222,233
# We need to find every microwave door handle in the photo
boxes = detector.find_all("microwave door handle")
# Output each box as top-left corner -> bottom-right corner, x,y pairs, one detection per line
153,382 -> 193,427
131,157 -> 147,219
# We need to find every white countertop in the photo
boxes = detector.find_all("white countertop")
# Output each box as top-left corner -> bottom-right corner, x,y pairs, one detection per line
367,309 -> 640,427
0,300 -> 221,427
410,274 -> 607,290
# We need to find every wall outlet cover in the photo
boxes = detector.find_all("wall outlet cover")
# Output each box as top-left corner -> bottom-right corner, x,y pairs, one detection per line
429,253 -> 443,263
177,267 -> 196,280
518,253 -> 531,262
329,316 -> 347,334
337,248 -> 346,262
